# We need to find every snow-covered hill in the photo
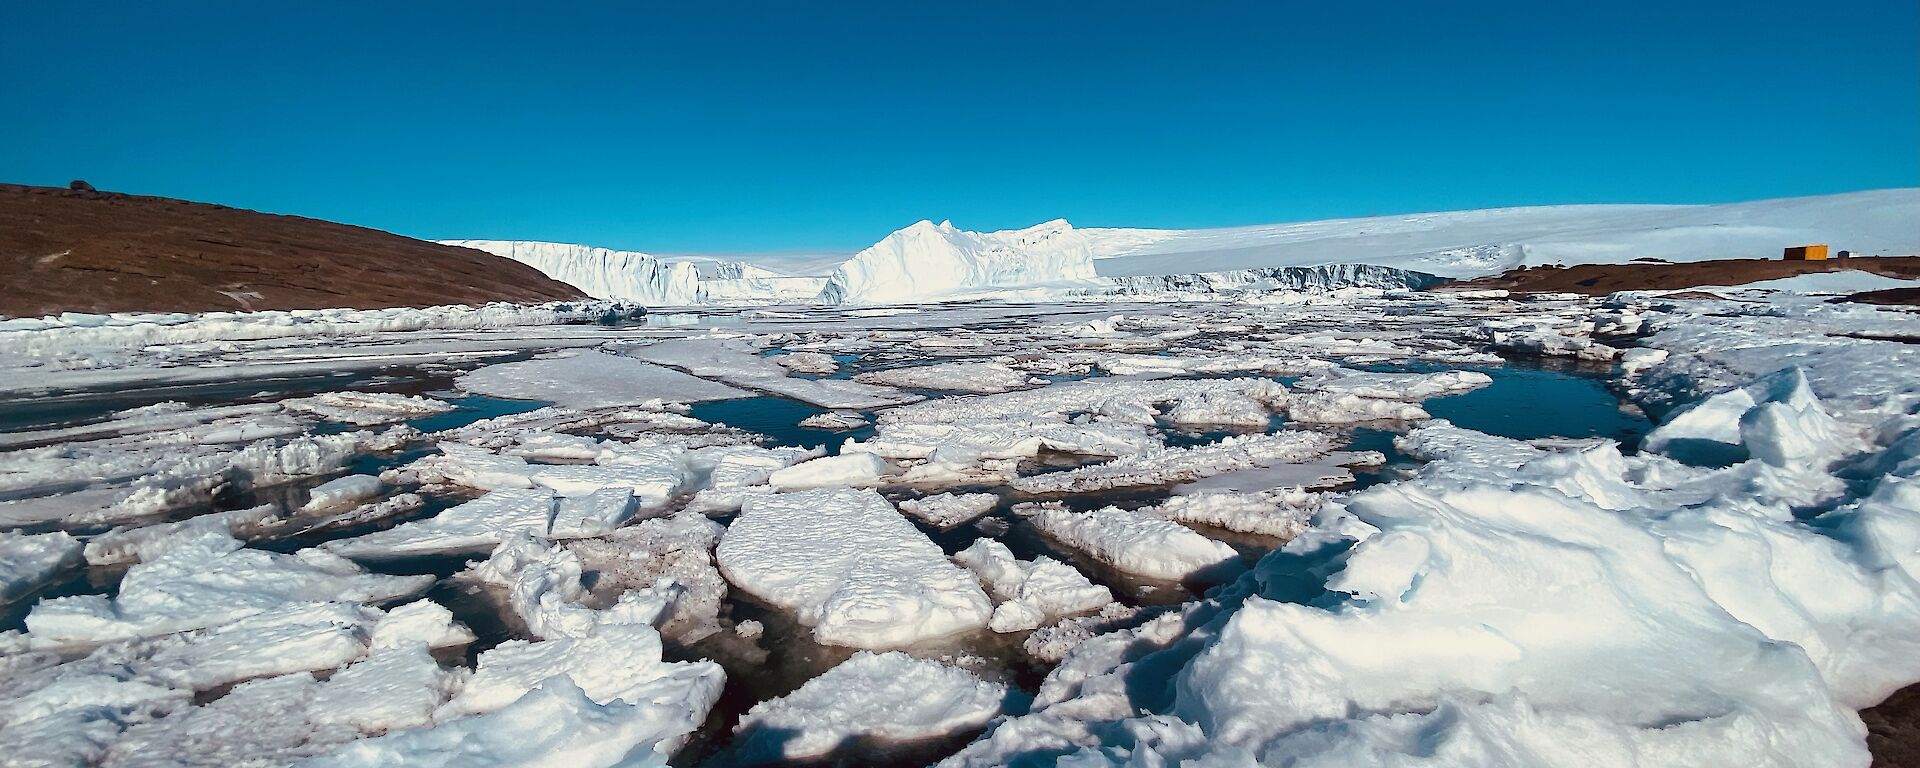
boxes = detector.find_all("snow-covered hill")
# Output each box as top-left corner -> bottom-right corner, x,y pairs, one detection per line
816,219 -> 1103,304
1086,189 -> 1919,279
449,189 -> 1919,305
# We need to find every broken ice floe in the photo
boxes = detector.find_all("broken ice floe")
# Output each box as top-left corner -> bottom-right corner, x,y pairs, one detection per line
727,651 -> 1011,762
715,488 -> 993,648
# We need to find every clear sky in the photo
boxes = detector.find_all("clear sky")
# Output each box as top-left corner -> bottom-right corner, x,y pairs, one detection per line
3,1 -> 1915,254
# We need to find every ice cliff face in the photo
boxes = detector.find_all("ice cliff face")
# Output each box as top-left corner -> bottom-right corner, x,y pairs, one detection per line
1105,264 -> 1442,295
443,240 -> 704,306
817,219 -> 1101,305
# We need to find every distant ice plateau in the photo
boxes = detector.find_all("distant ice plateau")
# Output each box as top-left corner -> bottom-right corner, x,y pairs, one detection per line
445,188 -> 1920,306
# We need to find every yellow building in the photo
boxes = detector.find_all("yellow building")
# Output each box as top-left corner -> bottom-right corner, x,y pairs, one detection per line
1784,245 -> 1830,261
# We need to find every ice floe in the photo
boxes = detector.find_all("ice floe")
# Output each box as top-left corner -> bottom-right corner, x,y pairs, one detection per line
716,489 -> 993,648
728,651 -> 1011,761
954,539 -> 1113,633
1022,503 -> 1240,582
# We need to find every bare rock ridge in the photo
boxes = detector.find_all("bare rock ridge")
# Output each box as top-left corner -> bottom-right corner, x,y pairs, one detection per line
0,183 -> 587,317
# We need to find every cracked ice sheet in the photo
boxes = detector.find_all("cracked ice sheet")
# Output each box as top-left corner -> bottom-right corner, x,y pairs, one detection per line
621,336 -> 921,409
728,652 -> 1011,762
457,349 -> 748,409
715,488 -> 992,648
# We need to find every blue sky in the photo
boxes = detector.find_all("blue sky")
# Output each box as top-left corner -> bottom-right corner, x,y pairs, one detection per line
3,1 -> 1915,253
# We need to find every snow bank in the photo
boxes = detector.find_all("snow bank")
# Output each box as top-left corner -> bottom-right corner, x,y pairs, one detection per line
716,489 -> 992,648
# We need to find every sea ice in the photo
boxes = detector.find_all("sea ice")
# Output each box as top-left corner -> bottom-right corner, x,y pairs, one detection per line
0,530 -> 81,603
716,489 -> 992,648
900,492 -> 1000,530
25,531 -> 434,645
458,349 -> 748,409
1023,503 -> 1239,581
954,539 -> 1112,633
729,652 -> 1010,761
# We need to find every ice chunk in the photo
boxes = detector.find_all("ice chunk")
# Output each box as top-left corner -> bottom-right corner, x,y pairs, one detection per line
566,513 -> 730,642
411,442 -> 539,490
797,411 -> 869,431
1149,488 -> 1328,539
458,349 -> 748,409
854,361 -> 1035,394
0,530 -> 82,603
1293,368 -> 1493,400
281,391 -> 455,426
26,532 -> 434,644
1646,367 -> 1860,468
437,622 -> 723,727
323,488 -> 556,559
1162,390 -> 1271,427
773,351 -> 839,374
1010,431 -> 1333,495
767,452 -> 888,490
955,539 -> 1112,633
303,676 -> 712,768
729,652 -> 1009,761
900,492 -> 1000,530
1286,391 -> 1430,423
84,505 -> 284,566
302,474 -> 383,512
547,488 -> 638,539
716,489 -> 992,648
1024,503 -> 1239,581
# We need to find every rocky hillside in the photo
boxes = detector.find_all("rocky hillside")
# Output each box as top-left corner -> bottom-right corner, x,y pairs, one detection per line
0,183 -> 586,317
